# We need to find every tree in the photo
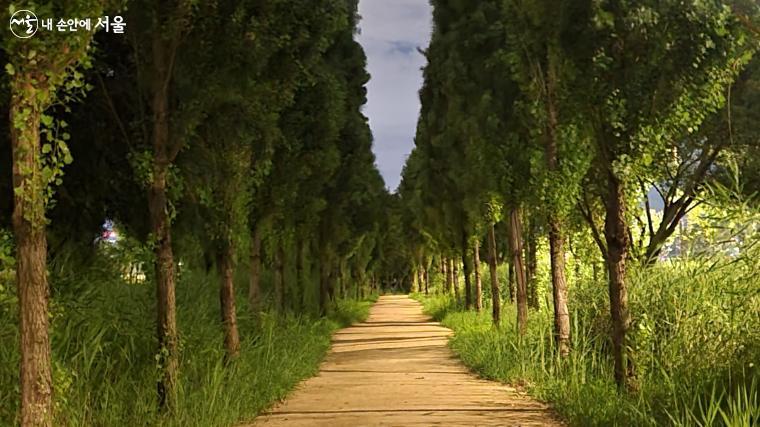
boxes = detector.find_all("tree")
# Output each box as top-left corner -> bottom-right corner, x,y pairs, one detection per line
3,2 -> 104,423
498,0 -> 596,355
180,104 -> 254,358
575,0 -> 755,389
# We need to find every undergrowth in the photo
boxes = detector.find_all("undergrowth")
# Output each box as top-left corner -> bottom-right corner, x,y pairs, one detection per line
0,249 -> 373,426
415,255 -> 760,426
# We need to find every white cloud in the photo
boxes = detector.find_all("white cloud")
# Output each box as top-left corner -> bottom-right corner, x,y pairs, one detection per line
357,0 -> 432,191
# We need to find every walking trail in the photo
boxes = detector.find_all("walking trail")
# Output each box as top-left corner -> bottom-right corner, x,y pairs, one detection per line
251,295 -> 562,426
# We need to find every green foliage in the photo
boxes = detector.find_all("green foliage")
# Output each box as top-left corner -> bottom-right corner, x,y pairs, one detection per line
3,1 -> 105,227
581,0 -> 757,181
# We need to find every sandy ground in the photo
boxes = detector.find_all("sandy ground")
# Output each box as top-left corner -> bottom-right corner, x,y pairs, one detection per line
249,295 -> 562,426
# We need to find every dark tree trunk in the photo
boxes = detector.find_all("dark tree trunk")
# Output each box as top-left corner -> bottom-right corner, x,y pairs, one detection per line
218,244 -> 240,359
318,250 -> 331,316
328,267 -> 337,302
473,239 -> 483,312
338,265 -> 346,299
296,238 -> 306,311
149,168 -> 178,409
203,248 -> 214,274
487,224 -> 501,325
424,264 -> 430,295
319,262 -> 329,316
508,209 -> 528,336
461,232 -> 472,309
248,225 -> 262,314
274,242 -> 285,312
604,170 -> 634,390
149,37 -> 179,407
452,259 -> 460,300
355,272 -> 361,300
11,95 -> 53,426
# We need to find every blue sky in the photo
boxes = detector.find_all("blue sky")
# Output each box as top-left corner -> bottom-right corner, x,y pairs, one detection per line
357,0 -> 433,191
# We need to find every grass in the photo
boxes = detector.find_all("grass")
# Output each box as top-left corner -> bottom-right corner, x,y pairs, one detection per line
0,249 -> 374,426
414,254 -> 760,426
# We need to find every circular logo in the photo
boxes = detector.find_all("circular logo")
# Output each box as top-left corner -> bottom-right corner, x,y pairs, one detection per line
9,10 -> 38,39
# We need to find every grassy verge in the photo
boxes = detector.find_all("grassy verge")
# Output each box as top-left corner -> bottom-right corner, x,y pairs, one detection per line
414,258 -> 759,426
0,257 -> 374,426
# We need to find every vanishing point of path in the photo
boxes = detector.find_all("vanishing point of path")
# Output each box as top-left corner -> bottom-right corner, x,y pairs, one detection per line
251,295 -> 562,426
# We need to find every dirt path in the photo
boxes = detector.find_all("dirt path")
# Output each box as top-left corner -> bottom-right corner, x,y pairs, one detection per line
250,295 -> 561,426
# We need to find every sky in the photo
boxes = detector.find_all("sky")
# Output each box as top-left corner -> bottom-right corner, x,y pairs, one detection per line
356,0 -> 433,192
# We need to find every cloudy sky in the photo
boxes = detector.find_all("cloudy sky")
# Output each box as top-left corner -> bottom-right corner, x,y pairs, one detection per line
356,0 -> 433,191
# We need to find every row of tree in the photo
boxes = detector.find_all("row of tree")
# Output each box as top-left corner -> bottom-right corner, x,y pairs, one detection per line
2,1 -> 390,424
398,0 -> 760,391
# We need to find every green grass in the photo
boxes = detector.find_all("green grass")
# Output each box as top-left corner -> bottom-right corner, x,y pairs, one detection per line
0,252 -> 373,426
414,255 -> 760,426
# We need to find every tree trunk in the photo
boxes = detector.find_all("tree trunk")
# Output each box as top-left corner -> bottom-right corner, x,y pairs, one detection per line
438,256 -> 444,289
11,92 -> 53,427
461,233 -> 472,309
203,248 -> 214,274
149,63 -> 179,409
355,272 -> 361,300
507,258 -> 515,303
452,259 -> 459,300
297,238 -> 306,311
338,265 -> 346,299
149,170 -> 179,411
328,267 -> 337,302
487,224 -> 501,325
443,257 -> 452,294
526,224 -> 539,309
473,239 -> 483,312
318,250 -> 331,316
248,225 -> 262,314
218,243 -> 240,359
604,171 -> 634,390
424,264 -> 430,295
508,209 -> 528,336
549,220 -> 570,356
274,242 -> 285,312
544,46 -> 571,356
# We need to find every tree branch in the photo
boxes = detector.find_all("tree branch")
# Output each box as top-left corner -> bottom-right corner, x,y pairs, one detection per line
578,196 -> 607,261
96,72 -> 132,150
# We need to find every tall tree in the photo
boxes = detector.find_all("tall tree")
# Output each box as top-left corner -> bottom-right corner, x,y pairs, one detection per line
508,208 -> 528,335
499,0 -> 595,355
3,2 -> 103,423
575,0 -> 755,389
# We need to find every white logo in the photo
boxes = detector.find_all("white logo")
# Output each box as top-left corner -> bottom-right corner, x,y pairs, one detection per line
9,10 -> 38,39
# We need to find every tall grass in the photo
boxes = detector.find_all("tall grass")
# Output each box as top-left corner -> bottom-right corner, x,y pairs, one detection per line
416,253 -> 760,426
0,248 -> 373,426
